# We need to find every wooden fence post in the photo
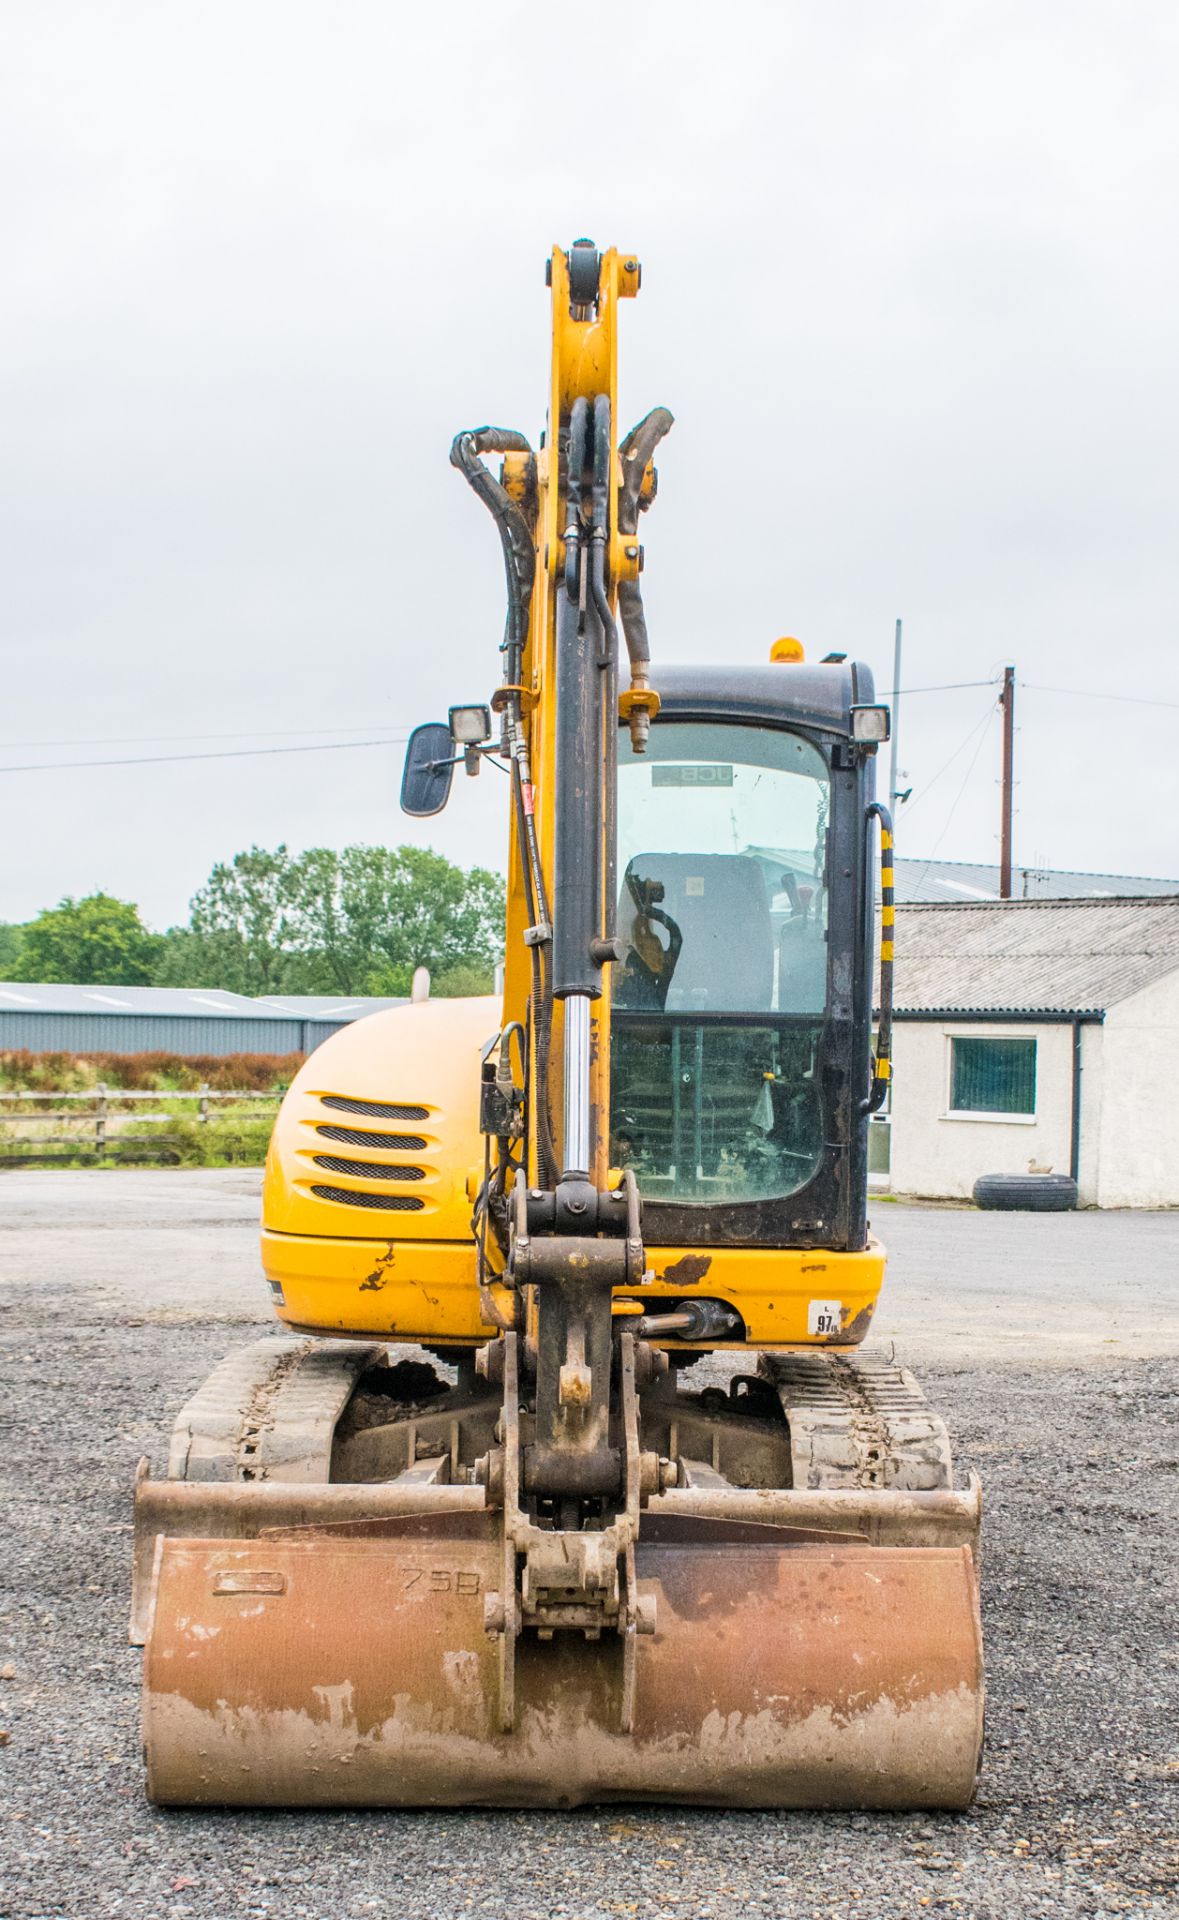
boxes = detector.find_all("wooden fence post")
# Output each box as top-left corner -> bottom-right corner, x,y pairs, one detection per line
199,1082 -> 210,1124
95,1083 -> 107,1157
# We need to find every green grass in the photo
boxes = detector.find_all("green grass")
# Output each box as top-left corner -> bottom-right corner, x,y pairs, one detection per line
120,1107 -> 275,1166
0,1101 -> 277,1168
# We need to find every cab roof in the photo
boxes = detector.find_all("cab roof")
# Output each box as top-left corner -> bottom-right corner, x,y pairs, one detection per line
652,659 -> 875,736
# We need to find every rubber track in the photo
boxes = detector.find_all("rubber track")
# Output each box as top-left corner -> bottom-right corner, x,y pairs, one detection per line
166,1336 -> 385,1484
758,1351 -> 954,1492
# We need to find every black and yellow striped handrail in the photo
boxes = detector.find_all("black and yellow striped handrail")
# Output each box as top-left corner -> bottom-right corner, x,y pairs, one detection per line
865,802 -> 894,1114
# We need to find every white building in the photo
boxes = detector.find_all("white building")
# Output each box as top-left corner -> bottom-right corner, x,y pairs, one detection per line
883,896 -> 1179,1208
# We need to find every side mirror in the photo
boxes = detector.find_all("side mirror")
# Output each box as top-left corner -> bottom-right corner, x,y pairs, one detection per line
400,722 -> 455,817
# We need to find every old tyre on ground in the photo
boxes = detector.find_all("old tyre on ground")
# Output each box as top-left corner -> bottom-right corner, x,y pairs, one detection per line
972,1172 -> 1078,1212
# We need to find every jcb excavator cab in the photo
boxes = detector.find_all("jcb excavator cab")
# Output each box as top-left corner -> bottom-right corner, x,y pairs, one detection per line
133,239 -> 982,1814
612,665 -> 873,1236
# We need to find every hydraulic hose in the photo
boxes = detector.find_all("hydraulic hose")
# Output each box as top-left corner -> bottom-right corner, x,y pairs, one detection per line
616,579 -> 650,675
589,394 -> 620,664
588,397 -> 620,948
618,407 -> 674,537
591,394 -> 612,534
449,426 -> 535,684
510,750 -> 557,1185
564,397 -> 589,602
451,422 -> 557,1183
615,407 -> 674,710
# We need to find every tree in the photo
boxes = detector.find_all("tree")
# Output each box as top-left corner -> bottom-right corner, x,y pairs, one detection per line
0,922 -> 25,976
184,846 -> 300,996
151,925 -> 245,991
287,845 -> 504,994
431,960 -> 498,998
13,892 -> 162,985
159,843 -> 506,996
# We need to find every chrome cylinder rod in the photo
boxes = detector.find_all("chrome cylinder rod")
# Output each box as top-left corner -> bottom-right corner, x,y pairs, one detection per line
563,992 -> 592,1175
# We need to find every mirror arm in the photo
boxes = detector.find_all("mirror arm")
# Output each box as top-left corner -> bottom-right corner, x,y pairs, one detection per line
427,748 -> 510,775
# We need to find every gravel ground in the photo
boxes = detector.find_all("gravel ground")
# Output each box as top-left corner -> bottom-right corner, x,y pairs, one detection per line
1,1172 -> 1177,1919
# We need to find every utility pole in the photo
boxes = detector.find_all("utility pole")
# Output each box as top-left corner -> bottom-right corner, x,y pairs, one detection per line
888,617 -> 903,819
999,665 -> 1015,899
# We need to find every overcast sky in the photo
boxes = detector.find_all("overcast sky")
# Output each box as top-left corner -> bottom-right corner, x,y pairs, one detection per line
3,2 -> 1177,929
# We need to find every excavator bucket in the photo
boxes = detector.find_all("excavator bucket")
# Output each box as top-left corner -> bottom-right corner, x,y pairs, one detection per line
140,1509 -> 983,1810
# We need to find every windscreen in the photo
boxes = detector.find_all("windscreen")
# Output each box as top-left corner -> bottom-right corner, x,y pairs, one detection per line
611,721 -> 829,1205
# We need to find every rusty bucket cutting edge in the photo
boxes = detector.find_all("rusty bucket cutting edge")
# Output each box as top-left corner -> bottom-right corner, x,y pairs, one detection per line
141,1530 -> 983,1810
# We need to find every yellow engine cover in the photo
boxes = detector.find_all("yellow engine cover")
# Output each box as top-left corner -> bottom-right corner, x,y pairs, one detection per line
261,998 -> 886,1348
262,997 -> 496,1343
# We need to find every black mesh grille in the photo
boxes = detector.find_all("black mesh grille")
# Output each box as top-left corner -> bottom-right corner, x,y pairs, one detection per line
316,1123 -> 427,1150
311,1184 -> 425,1211
320,1096 -> 429,1121
313,1155 -> 425,1181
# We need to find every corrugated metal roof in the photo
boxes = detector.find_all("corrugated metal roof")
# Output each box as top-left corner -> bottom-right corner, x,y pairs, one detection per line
894,857 -> 1179,904
0,983 -> 265,1017
0,985 -> 412,1020
255,994 -> 408,1018
893,895 -> 1179,1015
0,984 -> 416,1057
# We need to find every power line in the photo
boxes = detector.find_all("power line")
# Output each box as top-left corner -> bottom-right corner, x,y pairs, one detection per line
1021,681 -> 1179,712
0,735 -> 408,775
0,721 -> 402,751
885,678 -> 1179,711
909,706 -> 999,898
900,697 -> 999,823
7,675 -> 1172,779
935,712 -> 999,849
882,679 -> 997,696
5,677 -> 1172,760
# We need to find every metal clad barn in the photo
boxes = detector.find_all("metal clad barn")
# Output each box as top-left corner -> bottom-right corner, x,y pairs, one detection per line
0,986 -> 408,1058
890,858 -> 1179,905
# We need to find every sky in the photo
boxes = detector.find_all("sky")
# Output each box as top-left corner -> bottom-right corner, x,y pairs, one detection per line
3,1 -> 1177,929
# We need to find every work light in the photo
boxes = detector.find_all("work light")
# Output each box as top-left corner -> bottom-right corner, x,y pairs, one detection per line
851,704 -> 890,744
448,704 -> 492,746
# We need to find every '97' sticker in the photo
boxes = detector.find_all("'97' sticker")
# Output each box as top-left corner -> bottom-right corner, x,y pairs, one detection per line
808,1300 -> 843,1336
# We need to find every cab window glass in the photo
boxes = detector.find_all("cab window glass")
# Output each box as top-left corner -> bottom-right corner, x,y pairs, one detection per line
615,722 -> 829,1015
612,722 -> 829,1206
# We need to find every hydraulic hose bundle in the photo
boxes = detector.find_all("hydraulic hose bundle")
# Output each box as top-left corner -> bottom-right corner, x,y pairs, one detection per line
448,396 -> 673,1183
449,425 -> 557,1185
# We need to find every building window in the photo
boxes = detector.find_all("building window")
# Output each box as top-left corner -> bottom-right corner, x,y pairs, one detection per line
949,1036 -> 1036,1116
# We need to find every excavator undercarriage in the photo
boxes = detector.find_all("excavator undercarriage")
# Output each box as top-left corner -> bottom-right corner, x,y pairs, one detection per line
132,238 -> 984,1810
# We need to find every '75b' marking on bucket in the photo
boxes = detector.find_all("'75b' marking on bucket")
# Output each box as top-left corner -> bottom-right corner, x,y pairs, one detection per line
404,1568 -> 481,1594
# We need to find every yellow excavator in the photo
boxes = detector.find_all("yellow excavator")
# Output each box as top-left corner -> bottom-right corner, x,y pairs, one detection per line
131,240 -> 983,1809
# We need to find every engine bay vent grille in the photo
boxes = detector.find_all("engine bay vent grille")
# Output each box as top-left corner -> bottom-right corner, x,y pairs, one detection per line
320,1096 -> 429,1122
311,1185 -> 425,1212
316,1124 -> 426,1151
312,1155 -> 425,1181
